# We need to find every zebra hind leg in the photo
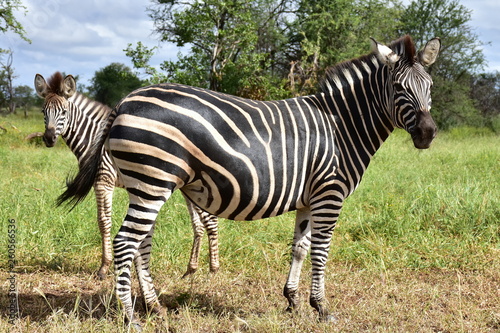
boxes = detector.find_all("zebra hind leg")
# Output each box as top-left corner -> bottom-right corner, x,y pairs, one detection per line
182,198 -> 205,278
94,181 -> 114,280
283,208 -> 311,313
134,224 -> 167,317
182,198 -> 220,277
202,213 -> 220,273
113,194 -> 168,326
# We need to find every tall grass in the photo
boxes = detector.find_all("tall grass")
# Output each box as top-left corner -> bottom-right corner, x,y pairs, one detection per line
1,112 -> 499,332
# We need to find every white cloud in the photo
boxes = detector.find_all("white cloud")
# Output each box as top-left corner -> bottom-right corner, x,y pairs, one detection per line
6,0 -> 500,90
6,0 -> 168,88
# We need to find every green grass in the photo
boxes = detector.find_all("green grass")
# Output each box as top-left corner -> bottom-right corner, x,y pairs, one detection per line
0,112 -> 499,332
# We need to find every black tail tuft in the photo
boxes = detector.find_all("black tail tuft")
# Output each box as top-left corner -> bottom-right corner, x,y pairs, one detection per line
57,109 -> 116,209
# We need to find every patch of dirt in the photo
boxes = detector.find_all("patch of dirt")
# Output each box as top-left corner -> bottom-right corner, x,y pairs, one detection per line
1,265 -> 499,332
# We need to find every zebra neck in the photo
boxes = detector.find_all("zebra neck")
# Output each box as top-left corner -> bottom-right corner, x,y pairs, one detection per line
322,59 -> 394,194
62,93 -> 112,163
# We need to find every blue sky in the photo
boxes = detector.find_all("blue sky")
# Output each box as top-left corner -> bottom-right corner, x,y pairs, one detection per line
4,0 -> 500,90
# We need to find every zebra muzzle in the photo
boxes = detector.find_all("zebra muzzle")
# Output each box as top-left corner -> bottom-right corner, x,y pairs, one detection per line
43,128 -> 57,147
411,110 -> 437,149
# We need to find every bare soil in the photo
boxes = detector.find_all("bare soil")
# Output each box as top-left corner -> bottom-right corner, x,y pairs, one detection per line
1,263 -> 499,332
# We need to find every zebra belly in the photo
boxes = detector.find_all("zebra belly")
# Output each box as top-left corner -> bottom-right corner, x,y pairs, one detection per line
180,177 -> 300,221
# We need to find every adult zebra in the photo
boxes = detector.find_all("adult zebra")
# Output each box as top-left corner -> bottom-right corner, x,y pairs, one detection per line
34,72 -> 221,279
59,35 -> 440,325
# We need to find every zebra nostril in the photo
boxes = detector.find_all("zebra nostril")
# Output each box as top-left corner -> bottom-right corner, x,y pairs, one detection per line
43,128 -> 57,147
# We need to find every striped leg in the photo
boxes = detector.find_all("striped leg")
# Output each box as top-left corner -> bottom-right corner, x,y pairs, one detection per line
308,203 -> 340,322
94,179 -> 114,280
134,224 -> 166,316
183,199 -> 205,277
113,192 -> 168,324
201,211 -> 220,273
183,196 -> 220,278
283,208 -> 311,312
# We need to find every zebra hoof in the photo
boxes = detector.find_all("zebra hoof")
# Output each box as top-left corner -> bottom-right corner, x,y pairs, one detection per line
151,304 -> 167,317
130,322 -> 143,332
319,313 -> 338,323
181,268 -> 196,279
95,263 -> 111,280
95,269 -> 107,280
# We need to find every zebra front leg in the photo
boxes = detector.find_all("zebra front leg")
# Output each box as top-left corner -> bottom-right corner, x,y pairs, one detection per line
283,208 -> 311,313
309,212 -> 338,322
94,181 -> 114,280
114,198 -> 165,326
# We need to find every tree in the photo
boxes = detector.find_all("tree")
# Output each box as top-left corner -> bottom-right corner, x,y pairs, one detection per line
128,0 -> 294,99
0,49 -> 16,114
0,0 -> 30,43
128,0 -> 492,128
124,41 -> 166,85
148,0 -> 259,91
288,0 -> 402,95
130,0 -> 403,99
470,72 -> 500,130
398,0 -> 487,128
14,84 -> 35,117
0,0 -> 31,114
88,63 -> 144,107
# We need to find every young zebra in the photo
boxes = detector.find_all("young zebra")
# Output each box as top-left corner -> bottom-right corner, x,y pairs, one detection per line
34,72 -> 220,279
59,35 -> 440,325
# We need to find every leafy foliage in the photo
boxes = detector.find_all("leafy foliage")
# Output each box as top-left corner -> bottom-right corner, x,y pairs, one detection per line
0,49 -> 16,113
149,0 -> 259,91
137,0 -> 295,98
0,0 -> 30,43
289,0 -> 402,94
122,0 -> 496,129
470,72 -> 500,132
87,63 -> 144,107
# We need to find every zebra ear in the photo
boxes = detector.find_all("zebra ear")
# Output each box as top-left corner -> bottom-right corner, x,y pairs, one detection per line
34,74 -> 49,98
418,37 -> 441,67
62,75 -> 77,98
370,37 -> 400,67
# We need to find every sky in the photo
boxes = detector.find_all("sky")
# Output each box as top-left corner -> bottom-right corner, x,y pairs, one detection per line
4,0 -> 170,88
3,0 -> 500,90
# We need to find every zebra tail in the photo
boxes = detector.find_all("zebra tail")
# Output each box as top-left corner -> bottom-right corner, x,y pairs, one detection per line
57,109 -> 117,209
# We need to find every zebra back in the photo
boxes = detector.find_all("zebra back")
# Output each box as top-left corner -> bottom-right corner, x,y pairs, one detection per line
109,85 -> 338,220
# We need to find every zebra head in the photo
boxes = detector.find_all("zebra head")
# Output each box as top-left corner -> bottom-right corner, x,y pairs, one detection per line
372,36 -> 440,149
34,72 -> 76,147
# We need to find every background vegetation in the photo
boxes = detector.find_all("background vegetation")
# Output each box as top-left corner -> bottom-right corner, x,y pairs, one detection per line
0,110 -> 498,332
1,0 -> 500,131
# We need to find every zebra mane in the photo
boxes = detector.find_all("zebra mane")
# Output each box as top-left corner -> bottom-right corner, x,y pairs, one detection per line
46,71 -> 65,95
388,35 -> 416,65
70,91 -> 113,122
321,35 -> 417,94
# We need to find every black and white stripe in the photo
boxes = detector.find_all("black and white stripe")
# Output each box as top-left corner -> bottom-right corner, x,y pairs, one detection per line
34,72 -> 220,279
59,36 -> 440,323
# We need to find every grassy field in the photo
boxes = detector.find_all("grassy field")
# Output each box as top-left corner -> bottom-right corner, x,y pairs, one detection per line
0,112 -> 499,332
